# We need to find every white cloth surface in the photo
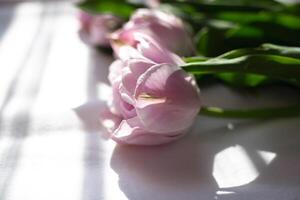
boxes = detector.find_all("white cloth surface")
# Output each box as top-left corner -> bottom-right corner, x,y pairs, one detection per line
0,2 -> 300,200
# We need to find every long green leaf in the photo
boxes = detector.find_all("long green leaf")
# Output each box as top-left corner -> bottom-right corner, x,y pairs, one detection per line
185,44 -> 300,87
218,44 -> 300,59
200,105 -> 300,118
183,54 -> 300,84
161,0 -> 282,12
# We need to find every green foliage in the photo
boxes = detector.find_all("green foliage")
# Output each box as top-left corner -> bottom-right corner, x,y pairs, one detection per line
77,0 -> 143,19
159,0 -> 300,56
194,13 -> 300,57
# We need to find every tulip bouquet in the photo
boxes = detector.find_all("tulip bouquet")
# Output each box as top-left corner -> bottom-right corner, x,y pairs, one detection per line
77,0 -> 300,145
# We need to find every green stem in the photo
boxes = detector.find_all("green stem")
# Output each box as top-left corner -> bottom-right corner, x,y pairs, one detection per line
161,0 -> 278,12
182,54 -> 300,83
200,105 -> 300,119
218,44 -> 300,60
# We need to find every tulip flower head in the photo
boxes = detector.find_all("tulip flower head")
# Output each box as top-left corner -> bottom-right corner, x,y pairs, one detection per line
101,34 -> 201,145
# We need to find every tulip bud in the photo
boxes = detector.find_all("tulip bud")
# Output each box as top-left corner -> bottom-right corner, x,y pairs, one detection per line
78,11 -> 123,47
110,9 -> 195,56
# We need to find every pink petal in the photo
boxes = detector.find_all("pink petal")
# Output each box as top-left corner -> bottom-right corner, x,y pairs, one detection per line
99,108 -> 123,134
108,81 -> 123,116
111,117 -> 183,145
109,82 -> 136,118
134,33 -> 184,65
108,60 -> 124,85
121,59 -> 154,96
89,23 -> 110,46
110,30 -> 148,61
111,43 -> 146,61
78,11 -> 93,31
135,64 -> 201,133
129,9 -> 195,56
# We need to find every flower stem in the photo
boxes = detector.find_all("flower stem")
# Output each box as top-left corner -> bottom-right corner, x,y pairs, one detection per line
182,55 -> 300,84
200,105 -> 300,119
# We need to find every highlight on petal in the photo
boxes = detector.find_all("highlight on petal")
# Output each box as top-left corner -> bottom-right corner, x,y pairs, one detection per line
108,60 -> 124,85
111,42 -> 146,61
134,33 -> 185,65
110,30 -> 148,61
108,81 -> 123,116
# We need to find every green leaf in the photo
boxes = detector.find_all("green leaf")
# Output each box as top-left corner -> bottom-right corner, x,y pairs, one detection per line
260,44 -> 300,59
184,55 -> 209,63
218,44 -> 300,59
200,105 -> 300,119
216,73 -> 270,87
77,0 -> 141,18
186,44 -> 300,87
161,0 -> 281,12
210,0 -> 282,8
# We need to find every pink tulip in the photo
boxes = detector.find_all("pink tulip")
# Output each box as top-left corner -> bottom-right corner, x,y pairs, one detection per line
110,9 -> 195,56
101,34 -> 201,145
78,11 -> 122,47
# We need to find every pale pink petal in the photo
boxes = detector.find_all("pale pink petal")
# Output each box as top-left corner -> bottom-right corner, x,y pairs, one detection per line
125,9 -> 195,56
108,60 -> 139,119
108,81 -> 123,116
121,59 -> 154,96
110,28 -> 138,47
99,108 -> 122,134
111,43 -> 146,61
78,11 -> 93,31
108,60 -> 123,85
134,33 -> 184,65
111,117 -> 183,145
110,30 -> 144,61
135,64 -> 201,133
89,23 -> 109,46
109,81 -> 136,119
119,83 -> 135,105
78,13 -> 123,47
111,28 -> 185,64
